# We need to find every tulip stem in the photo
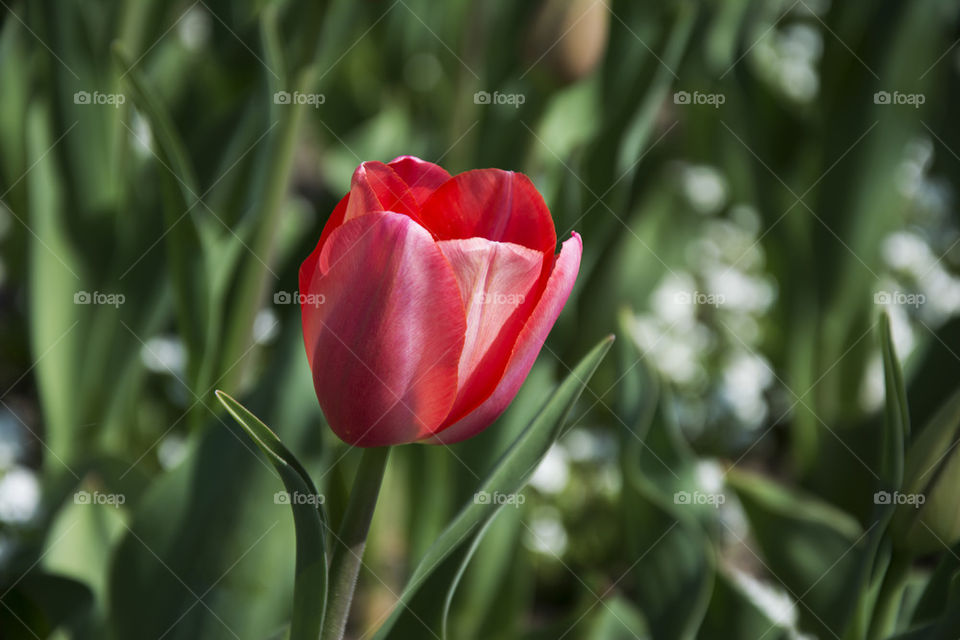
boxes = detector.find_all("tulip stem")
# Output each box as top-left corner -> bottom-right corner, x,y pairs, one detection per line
868,552 -> 910,639
322,446 -> 391,640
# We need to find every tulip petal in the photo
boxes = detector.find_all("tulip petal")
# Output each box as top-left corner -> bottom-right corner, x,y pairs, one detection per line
305,192 -> 351,290
387,155 -> 451,206
418,169 -> 557,253
344,161 -> 420,223
429,233 -> 582,444
437,237 -> 545,422
301,211 -> 466,446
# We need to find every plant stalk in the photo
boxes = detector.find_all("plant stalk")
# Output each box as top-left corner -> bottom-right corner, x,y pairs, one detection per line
321,446 -> 391,640
868,551 -> 910,639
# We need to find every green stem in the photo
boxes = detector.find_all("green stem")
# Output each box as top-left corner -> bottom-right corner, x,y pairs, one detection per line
322,447 -> 391,640
869,552 -> 910,639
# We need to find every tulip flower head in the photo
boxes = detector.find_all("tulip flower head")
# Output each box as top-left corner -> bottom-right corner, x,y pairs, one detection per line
299,156 -> 581,446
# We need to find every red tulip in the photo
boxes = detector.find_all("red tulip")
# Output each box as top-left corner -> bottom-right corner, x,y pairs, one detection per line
299,156 -> 581,447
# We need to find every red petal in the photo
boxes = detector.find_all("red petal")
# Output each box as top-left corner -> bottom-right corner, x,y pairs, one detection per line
303,193 -> 351,292
428,233 -> 582,444
344,161 -> 420,222
418,169 -> 557,252
437,238 -> 545,422
300,211 -> 466,446
387,155 -> 451,206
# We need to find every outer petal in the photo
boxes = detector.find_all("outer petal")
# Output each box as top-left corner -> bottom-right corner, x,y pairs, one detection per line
301,211 -> 466,446
304,192 -> 350,291
428,233 -> 582,444
436,238 -> 545,422
387,155 -> 451,206
418,169 -> 557,253
344,161 -> 420,223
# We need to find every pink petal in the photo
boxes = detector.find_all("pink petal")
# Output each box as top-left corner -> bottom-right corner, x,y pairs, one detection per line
418,169 -> 557,253
387,155 -> 451,206
344,161 -> 420,223
428,233 -> 582,444
301,211 -> 466,447
304,193 -> 350,291
436,238 -> 546,423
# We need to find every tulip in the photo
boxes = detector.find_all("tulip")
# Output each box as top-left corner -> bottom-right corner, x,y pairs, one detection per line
299,156 -> 581,447
891,390 -> 960,555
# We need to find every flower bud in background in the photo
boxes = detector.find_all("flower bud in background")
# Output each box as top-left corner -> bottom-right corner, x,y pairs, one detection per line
299,156 -> 581,447
892,391 -> 960,555
526,0 -> 610,84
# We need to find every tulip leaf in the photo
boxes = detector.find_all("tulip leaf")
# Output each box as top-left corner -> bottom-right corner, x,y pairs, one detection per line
112,44 -> 215,394
699,570 -> 791,640
727,469 -> 865,639
214,391 -> 327,640
373,335 -> 614,639
616,313 -> 713,639
880,311 -> 909,488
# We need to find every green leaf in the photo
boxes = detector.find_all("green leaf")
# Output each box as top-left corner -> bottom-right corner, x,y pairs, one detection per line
373,335 -> 614,639
699,570 -> 791,640
616,312 -> 712,639
215,391 -> 328,640
880,311 -> 909,488
0,573 -> 94,639
112,44 -> 214,394
728,469 -> 865,639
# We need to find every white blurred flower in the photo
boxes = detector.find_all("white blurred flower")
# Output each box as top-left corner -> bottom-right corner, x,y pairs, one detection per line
178,6 -> 211,51
721,351 -> 774,427
0,466 -> 40,524
130,111 -> 153,157
728,566 -> 799,632
530,444 -> 570,494
253,308 -> 280,344
525,507 -> 568,556
683,165 -> 728,215
141,335 -> 187,377
158,434 -> 189,470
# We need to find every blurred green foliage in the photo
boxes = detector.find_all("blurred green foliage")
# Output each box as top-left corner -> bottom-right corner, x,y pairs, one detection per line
1,0 -> 960,638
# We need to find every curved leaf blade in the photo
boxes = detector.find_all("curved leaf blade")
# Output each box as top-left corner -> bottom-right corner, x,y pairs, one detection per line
374,335 -> 615,639
215,391 -> 327,640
